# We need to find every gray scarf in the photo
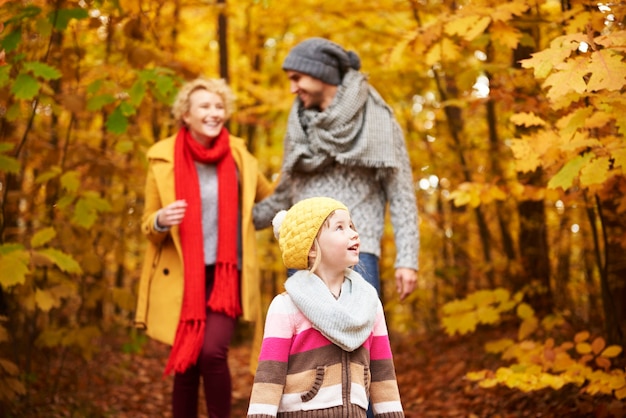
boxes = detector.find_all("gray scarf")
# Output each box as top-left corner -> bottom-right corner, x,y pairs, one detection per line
285,269 -> 379,352
283,69 -> 402,173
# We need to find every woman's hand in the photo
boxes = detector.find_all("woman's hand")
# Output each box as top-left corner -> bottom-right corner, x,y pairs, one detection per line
157,200 -> 188,228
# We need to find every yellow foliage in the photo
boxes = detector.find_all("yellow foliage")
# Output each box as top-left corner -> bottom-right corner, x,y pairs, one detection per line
582,156 -> 615,187
490,21 -> 522,49
485,338 -> 515,354
516,302 -> 534,320
591,337 -> 606,355
575,330 -> 591,343
444,15 -> 491,41
601,346 -> 623,358
466,370 -> 489,381
476,306 -> 500,325
509,112 -> 546,128
518,316 -> 538,340
441,312 -> 478,335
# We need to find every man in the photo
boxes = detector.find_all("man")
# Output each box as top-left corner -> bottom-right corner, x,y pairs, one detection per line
253,37 -> 419,301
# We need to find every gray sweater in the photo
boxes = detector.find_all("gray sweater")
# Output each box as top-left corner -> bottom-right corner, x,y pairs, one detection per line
253,134 -> 419,270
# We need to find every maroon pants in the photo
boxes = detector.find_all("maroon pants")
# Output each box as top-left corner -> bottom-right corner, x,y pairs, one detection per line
172,266 -> 237,418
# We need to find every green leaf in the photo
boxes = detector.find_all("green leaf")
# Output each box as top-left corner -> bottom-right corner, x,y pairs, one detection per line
60,170 -> 80,192
23,61 -> 61,80
5,103 -> 22,121
31,227 -> 56,248
128,80 -> 146,106
0,143 -> 14,152
35,166 -> 62,184
72,193 -> 113,228
115,140 -> 134,154
73,198 -> 98,228
106,106 -> 129,134
6,5 -> 41,25
36,248 -> 82,274
0,29 -> 22,53
0,250 -> 30,288
547,153 -> 594,190
47,8 -> 89,30
11,73 -> 40,100
0,155 -> 21,174
119,101 -> 136,117
86,94 -> 116,111
87,79 -> 103,94
0,66 -> 10,88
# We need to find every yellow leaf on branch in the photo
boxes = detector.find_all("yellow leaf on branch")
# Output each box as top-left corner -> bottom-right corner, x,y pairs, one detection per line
580,156 -> 611,187
444,14 -> 491,41
586,50 -> 626,92
601,346 -> 623,358
510,112 -> 546,128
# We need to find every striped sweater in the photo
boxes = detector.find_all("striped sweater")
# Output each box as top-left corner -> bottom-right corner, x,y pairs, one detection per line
247,292 -> 404,417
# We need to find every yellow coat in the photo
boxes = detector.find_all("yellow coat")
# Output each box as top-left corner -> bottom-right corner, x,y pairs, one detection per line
134,134 -> 272,345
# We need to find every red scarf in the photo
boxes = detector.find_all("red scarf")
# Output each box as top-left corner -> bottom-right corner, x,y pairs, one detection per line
164,127 -> 241,376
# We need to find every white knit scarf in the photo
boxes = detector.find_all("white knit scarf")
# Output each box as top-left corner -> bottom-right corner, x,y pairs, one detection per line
283,69 -> 402,173
285,269 -> 379,352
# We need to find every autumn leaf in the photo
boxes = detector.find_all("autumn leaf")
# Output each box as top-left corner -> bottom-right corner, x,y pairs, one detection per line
510,112 -> 546,128
516,303 -> 535,320
579,156 -> 611,187
574,331 -> 590,343
30,227 -> 56,248
477,306 -> 500,325
490,1 -> 529,21
36,248 -> 82,274
518,316 -> 538,340
586,50 -> 626,92
35,288 -> 58,312
601,346 -> 623,358
444,14 -> 491,41
60,170 -> 80,192
485,338 -> 515,354
490,21 -> 522,50
543,56 -> 589,101
556,107 -> 594,141
519,34 -> 584,78
0,248 -> 29,288
547,152 -> 594,190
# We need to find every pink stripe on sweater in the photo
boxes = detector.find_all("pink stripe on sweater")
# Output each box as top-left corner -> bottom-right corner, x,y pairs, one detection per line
369,335 -> 393,360
258,337 -> 291,362
290,327 -> 333,354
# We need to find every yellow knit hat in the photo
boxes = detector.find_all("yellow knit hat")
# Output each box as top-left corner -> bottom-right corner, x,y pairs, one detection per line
272,197 -> 349,270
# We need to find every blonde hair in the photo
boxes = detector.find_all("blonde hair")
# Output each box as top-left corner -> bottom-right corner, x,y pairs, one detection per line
171,78 -> 236,124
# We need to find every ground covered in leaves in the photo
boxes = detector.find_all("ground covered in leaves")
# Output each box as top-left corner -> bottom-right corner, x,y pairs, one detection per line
7,327 -> 624,417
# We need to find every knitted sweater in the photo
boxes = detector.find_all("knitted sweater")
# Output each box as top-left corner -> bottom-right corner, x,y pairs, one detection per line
247,292 -> 404,417
253,130 -> 419,272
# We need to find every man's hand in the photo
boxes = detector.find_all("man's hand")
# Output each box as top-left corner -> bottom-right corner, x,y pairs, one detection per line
395,267 -> 417,301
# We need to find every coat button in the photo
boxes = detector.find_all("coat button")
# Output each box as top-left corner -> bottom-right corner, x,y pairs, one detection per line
163,268 -> 169,275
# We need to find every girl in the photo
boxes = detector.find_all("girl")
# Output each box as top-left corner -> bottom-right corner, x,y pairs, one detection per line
247,197 -> 404,417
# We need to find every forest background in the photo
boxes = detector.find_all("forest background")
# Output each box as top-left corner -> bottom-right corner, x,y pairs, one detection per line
1,0 -> 626,416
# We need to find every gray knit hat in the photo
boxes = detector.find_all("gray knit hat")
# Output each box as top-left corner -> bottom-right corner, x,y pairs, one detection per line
282,37 -> 362,85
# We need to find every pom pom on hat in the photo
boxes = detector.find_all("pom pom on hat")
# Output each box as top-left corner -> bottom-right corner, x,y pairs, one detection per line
272,210 -> 287,239
276,197 -> 349,270
282,37 -> 361,86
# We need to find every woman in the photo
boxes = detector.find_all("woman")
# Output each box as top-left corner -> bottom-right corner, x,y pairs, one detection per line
134,78 -> 272,418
